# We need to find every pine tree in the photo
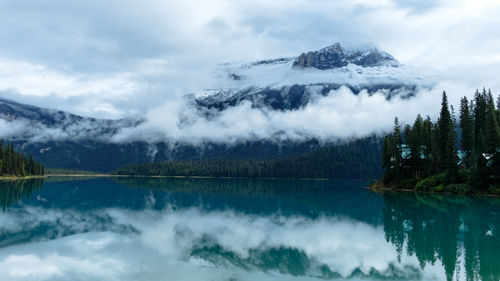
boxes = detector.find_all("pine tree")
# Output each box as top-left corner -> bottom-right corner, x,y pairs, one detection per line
0,141 -> 44,176
438,92 -> 451,170
459,96 -> 473,167
391,117 -> 403,181
407,114 -> 424,178
473,89 -> 488,153
496,94 -> 500,121
483,100 -> 500,154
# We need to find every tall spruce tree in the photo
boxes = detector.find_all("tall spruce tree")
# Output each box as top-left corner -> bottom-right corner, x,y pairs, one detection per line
391,117 -> 403,181
496,94 -> 500,120
484,98 -> 500,154
459,97 -> 473,164
422,116 -> 434,176
436,92 -> 458,182
473,89 -> 488,153
408,114 -> 424,178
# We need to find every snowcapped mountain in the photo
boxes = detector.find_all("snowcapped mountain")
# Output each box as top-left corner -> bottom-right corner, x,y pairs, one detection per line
293,43 -> 399,69
0,43 -> 427,172
194,43 -> 426,111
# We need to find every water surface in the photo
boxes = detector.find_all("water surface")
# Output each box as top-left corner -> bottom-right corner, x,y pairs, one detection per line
0,178 -> 498,281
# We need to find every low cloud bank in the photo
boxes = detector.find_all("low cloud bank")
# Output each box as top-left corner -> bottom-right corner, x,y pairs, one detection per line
111,81 -> 474,145
0,80 -> 482,145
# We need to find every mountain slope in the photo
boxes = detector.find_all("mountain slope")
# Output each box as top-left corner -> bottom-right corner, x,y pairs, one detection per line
0,98 -> 140,141
0,98 -> 326,171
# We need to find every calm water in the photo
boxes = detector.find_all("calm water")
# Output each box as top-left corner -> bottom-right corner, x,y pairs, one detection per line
0,178 -> 499,281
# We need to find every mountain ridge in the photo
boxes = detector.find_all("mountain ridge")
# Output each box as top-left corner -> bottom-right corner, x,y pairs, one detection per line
293,43 -> 399,69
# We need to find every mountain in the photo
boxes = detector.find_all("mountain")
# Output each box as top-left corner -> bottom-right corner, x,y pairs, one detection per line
293,43 -> 399,69
0,98 -> 140,140
0,43 -> 424,174
194,43 -> 424,112
0,98 -> 324,172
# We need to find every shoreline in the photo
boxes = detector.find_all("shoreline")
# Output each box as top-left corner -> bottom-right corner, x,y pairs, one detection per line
369,185 -> 500,198
45,174 -> 359,181
0,173 -> 369,182
3,174 -> 499,197
0,175 -> 46,180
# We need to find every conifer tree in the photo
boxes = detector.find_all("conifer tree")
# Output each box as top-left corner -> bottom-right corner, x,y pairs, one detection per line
484,100 -> 500,154
407,114 -> 424,178
459,97 -> 473,166
391,117 -> 403,181
473,89 -> 488,153
438,91 -> 457,176
378,88 -> 498,191
0,141 -> 44,177
421,116 -> 434,176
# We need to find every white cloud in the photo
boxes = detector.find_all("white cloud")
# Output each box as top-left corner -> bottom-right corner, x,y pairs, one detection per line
0,0 -> 499,142
111,82 -> 477,144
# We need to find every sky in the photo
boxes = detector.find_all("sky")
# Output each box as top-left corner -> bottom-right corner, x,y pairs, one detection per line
0,0 -> 499,143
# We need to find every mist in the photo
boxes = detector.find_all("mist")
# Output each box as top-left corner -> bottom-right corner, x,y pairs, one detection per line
0,80 -> 492,145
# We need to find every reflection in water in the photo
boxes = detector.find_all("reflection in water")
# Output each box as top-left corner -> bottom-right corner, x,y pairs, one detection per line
0,178 -> 498,281
382,192 -> 500,281
0,179 -> 43,212
113,177 -> 382,222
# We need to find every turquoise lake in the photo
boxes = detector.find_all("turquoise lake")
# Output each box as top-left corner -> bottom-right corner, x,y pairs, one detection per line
0,178 -> 499,281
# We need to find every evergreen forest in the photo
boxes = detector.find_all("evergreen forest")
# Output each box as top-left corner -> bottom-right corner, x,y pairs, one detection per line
0,141 -> 44,177
113,136 -> 383,180
380,89 -> 500,193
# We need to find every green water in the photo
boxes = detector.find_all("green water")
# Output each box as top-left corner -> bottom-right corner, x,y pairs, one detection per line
0,178 -> 498,281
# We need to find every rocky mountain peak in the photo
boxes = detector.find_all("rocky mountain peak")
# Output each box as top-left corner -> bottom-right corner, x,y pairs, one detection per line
292,43 -> 399,70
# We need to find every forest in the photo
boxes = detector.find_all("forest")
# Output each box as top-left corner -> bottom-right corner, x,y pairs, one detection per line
113,136 -> 383,180
0,141 -> 44,177
380,89 -> 500,193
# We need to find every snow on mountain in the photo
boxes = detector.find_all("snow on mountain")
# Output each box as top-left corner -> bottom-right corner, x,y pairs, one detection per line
194,43 -> 430,111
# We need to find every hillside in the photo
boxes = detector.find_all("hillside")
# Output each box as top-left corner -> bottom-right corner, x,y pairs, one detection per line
113,136 -> 383,180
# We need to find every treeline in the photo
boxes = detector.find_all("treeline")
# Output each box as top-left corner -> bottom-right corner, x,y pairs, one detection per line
114,136 -> 383,179
0,141 -> 44,177
382,89 -> 500,192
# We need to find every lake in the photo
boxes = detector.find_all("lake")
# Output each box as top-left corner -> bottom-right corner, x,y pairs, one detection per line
0,177 -> 499,281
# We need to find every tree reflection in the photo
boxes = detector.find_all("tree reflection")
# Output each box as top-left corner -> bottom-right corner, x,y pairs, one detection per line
381,192 -> 500,281
113,177 -> 382,222
0,179 -> 44,211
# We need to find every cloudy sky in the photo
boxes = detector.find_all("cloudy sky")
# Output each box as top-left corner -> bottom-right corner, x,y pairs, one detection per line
0,0 -> 499,142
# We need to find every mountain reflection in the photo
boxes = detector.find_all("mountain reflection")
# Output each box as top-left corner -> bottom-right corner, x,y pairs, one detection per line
381,192 -> 500,281
113,177 -> 382,222
0,178 -> 499,281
